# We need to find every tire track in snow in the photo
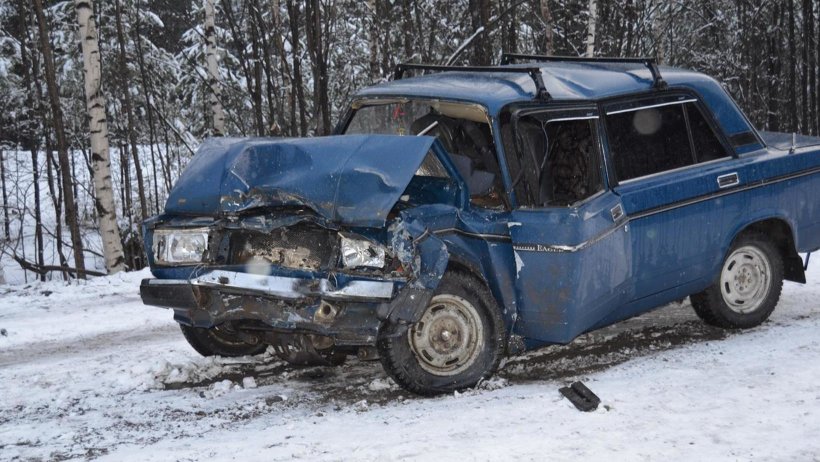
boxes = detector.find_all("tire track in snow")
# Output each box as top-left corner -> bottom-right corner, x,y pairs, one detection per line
0,324 -> 179,368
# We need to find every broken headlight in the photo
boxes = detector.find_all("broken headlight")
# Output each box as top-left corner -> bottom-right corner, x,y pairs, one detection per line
152,228 -> 210,264
340,234 -> 386,269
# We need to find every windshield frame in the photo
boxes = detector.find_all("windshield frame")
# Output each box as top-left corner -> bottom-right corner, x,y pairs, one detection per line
335,96 -> 492,136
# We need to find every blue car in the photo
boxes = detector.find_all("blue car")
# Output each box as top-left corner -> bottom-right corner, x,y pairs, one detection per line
141,55 -> 820,395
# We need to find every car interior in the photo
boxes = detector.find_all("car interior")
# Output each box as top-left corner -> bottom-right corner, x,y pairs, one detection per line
505,114 -> 603,207
345,99 -> 507,208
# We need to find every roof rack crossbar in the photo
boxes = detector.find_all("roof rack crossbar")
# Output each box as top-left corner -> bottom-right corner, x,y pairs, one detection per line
393,63 -> 551,101
500,53 -> 668,90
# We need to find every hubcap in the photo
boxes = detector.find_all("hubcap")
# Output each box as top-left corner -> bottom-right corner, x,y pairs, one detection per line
720,245 -> 772,314
408,294 -> 484,376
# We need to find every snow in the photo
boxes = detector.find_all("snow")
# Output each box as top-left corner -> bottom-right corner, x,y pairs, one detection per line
514,250 -> 525,277
1,260 -> 819,460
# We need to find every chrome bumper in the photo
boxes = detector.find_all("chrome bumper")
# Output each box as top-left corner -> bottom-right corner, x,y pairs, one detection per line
145,269 -> 396,302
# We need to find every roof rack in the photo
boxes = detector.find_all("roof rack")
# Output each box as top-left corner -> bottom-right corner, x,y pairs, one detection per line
393,63 -> 551,101
500,53 -> 668,90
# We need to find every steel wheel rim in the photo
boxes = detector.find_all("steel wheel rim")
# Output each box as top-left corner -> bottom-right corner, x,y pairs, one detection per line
720,245 -> 772,314
408,294 -> 484,376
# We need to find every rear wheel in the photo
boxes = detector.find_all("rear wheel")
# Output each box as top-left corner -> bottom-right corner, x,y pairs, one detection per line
691,233 -> 784,329
179,323 -> 267,357
377,272 -> 505,395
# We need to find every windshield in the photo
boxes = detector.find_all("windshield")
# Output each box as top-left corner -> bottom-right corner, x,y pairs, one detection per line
345,101 -> 434,136
344,99 -> 506,209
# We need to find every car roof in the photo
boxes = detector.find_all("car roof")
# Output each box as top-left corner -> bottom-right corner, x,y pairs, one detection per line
353,61 -> 756,139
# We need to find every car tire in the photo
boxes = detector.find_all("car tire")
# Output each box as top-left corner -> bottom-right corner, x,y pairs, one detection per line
179,323 -> 268,357
691,232 -> 784,329
377,271 -> 506,395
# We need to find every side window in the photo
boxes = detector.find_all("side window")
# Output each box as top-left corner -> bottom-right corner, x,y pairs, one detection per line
605,104 -> 693,182
503,113 -> 603,207
605,98 -> 732,183
686,103 -> 730,162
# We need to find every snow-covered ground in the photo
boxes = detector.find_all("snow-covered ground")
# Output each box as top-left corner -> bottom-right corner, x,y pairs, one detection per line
1,260 -> 819,461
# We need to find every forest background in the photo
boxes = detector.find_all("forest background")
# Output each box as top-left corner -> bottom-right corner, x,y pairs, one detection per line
0,0 -> 813,283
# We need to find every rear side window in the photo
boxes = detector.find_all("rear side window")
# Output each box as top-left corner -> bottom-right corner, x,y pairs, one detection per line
605,100 -> 730,182
687,104 -> 730,163
606,104 -> 692,181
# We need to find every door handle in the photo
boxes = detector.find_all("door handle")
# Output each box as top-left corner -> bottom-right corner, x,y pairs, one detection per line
717,172 -> 740,189
610,203 -> 625,222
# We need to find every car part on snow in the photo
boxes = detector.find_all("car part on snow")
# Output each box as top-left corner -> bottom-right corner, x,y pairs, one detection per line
559,381 -> 601,412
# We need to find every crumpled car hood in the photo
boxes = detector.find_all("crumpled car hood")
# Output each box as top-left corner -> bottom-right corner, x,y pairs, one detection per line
165,135 -> 437,228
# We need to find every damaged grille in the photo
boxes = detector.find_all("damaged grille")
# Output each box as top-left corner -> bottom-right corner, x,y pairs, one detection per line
229,224 -> 338,271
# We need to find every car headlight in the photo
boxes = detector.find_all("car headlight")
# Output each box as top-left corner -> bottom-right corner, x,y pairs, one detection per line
152,228 -> 210,264
340,234 -> 386,269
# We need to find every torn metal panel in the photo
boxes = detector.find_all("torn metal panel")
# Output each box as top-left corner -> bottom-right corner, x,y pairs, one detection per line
389,215 -> 449,291
165,135 -> 438,228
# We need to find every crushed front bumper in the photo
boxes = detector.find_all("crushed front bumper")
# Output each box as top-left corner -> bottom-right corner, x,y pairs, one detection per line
140,270 -> 428,346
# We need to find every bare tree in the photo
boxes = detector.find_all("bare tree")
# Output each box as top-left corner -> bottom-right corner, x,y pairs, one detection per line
469,0 -> 491,65
0,149 -> 8,241
75,0 -> 126,273
540,0 -> 554,55
205,0 -> 226,136
585,0 -> 597,57
788,0 -> 798,132
367,0 -> 379,80
16,0 -> 46,280
305,0 -> 331,134
114,0 -> 148,222
286,0 -> 308,136
271,0 -> 297,135
32,0 -> 87,278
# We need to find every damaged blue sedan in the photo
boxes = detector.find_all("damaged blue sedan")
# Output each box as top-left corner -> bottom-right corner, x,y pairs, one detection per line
141,55 -> 820,395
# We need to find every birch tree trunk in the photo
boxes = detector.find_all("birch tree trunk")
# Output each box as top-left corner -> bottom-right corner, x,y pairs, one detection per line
75,0 -> 126,274
585,0 -> 597,57
205,0 -> 225,136
540,0 -> 553,55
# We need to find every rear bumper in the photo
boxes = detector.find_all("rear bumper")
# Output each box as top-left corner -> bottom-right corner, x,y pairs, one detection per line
140,270 -> 419,346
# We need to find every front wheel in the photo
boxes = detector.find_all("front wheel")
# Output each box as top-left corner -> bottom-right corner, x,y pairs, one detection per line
179,323 -> 268,357
691,233 -> 784,329
377,272 -> 505,395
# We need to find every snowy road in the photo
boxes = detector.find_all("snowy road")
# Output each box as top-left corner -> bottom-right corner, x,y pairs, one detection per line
1,262 -> 819,461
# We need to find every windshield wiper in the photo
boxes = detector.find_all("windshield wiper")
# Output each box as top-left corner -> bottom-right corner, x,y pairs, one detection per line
416,121 -> 439,136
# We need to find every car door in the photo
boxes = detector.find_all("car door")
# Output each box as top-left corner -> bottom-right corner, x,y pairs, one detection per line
602,94 -> 739,314
502,106 -> 633,344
